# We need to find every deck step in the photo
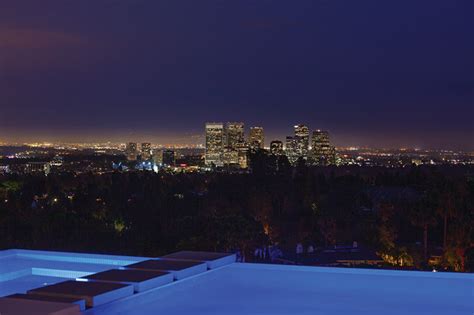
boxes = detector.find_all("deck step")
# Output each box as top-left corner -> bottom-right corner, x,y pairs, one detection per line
126,259 -> 207,280
0,297 -> 80,315
6,293 -> 86,311
27,280 -> 133,308
82,269 -> 174,292
162,251 -> 236,269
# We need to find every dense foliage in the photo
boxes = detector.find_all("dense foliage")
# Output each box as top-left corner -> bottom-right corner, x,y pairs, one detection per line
1,157 -> 473,272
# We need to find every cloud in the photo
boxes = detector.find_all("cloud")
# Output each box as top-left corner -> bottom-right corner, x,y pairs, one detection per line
0,28 -> 91,71
0,28 -> 84,49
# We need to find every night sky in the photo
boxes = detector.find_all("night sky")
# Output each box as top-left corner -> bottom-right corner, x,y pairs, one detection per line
1,0 -> 473,149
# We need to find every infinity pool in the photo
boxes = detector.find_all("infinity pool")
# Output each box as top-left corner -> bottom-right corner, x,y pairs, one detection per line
1,249 -> 472,315
0,249 -> 146,297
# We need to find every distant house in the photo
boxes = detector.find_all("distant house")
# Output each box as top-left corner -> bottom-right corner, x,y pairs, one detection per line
279,244 -> 383,267
312,245 -> 383,267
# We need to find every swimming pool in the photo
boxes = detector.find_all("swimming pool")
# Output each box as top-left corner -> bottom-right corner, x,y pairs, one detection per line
1,249 -> 472,314
0,249 -> 147,297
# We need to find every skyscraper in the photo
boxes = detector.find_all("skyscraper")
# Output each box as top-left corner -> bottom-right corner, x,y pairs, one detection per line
226,122 -> 245,149
153,150 -> 163,165
294,124 -> 309,160
249,127 -> 264,150
236,142 -> 249,169
223,122 -> 246,168
311,130 -> 336,165
285,136 -> 298,164
141,143 -> 152,160
270,140 -> 284,156
125,142 -> 138,161
205,123 -> 224,166
162,150 -> 175,166
222,148 -> 239,166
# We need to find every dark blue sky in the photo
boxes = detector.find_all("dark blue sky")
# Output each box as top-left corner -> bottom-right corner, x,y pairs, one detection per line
1,0 -> 473,149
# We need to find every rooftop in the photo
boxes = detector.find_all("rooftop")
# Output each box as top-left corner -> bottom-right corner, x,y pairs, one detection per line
0,249 -> 472,315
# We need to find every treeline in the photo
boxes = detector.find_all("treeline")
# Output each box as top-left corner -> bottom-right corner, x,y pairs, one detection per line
0,158 -> 473,271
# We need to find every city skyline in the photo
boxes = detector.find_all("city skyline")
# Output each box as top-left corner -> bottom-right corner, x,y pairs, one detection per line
0,118 -> 472,152
0,125 -> 474,152
0,2 -> 473,312
1,1 -> 473,150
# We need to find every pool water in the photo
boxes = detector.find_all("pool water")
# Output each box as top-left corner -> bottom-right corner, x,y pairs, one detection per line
0,249 -> 147,297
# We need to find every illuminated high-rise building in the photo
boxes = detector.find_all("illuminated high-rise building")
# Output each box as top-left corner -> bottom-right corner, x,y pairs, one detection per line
270,140 -> 284,156
249,127 -> 264,150
224,122 -> 248,168
141,142 -> 152,160
222,148 -> 239,166
226,122 -> 245,149
205,123 -> 224,166
162,150 -> 175,166
285,136 -> 298,164
153,150 -> 163,165
311,130 -> 336,165
125,142 -> 138,161
236,142 -> 249,169
294,124 -> 309,159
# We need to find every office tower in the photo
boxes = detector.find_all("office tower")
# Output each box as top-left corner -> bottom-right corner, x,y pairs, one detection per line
125,142 -> 138,161
235,142 -> 249,169
141,142 -> 152,160
285,136 -> 298,164
222,148 -> 239,166
223,122 -> 245,168
205,123 -> 224,166
294,124 -> 309,159
311,130 -> 336,165
249,127 -> 264,150
162,150 -> 175,166
153,150 -> 163,165
270,140 -> 284,156
226,122 -> 245,149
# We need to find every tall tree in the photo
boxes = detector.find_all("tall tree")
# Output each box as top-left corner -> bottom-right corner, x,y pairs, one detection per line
410,190 -> 438,263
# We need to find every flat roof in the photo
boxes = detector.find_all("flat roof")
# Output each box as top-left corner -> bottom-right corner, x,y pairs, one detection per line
1,249 -> 472,315
87,263 -> 473,315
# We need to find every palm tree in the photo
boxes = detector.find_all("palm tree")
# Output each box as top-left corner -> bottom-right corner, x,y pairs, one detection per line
436,185 -> 456,251
410,190 -> 438,263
